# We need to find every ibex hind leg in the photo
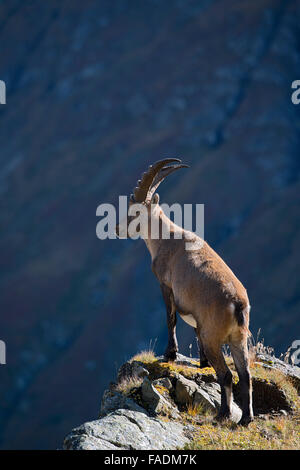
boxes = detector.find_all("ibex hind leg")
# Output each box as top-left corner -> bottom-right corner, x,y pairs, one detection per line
230,339 -> 253,426
198,333 -> 233,420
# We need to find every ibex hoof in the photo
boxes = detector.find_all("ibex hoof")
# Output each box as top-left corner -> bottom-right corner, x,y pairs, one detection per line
238,415 -> 254,426
164,350 -> 178,362
215,411 -> 231,422
199,359 -> 210,369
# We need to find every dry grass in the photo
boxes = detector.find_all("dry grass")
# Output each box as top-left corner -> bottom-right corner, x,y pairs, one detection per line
184,412 -> 300,450
115,376 -> 143,396
130,350 -> 156,364
186,403 -> 207,417
248,329 -> 275,366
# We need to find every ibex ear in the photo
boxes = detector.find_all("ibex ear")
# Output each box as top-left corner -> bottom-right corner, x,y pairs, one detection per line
152,193 -> 160,205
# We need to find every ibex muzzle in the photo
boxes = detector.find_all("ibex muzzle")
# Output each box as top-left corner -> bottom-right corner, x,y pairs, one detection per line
117,158 -> 253,425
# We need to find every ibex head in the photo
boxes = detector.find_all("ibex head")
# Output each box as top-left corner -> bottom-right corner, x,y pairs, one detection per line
116,158 -> 189,239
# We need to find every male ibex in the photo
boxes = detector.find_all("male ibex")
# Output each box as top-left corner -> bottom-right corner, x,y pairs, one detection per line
116,158 -> 253,425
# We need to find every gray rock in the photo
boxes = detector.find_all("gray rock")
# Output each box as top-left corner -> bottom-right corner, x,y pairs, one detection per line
198,382 -> 221,407
100,389 -> 147,417
131,362 -> 150,379
157,353 -> 200,368
194,382 -> 242,422
63,409 -> 191,450
141,377 -> 179,418
193,386 -> 218,411
175,375 -> 199,405
117,360 -> 149,383
152,377 -> 173,390
229,402 -> 243,423
175,373 -> 242,422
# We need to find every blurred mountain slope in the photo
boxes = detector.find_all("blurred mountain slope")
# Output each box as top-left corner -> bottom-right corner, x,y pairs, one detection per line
0,0 -> 299,449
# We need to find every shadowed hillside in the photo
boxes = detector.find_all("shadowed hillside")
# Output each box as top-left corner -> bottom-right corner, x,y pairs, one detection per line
0,0 -> 299,449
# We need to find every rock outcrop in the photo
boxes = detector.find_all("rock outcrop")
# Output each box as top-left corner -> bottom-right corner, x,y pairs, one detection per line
63,352 -> 300,450
64,409 -> 191,450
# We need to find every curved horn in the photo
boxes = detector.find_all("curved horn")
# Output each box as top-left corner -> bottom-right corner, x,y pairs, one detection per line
133,158 -> 182,203
146,163 -> 189,201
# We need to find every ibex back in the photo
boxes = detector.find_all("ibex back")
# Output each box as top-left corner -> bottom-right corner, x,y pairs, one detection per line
116,158 -> 253,425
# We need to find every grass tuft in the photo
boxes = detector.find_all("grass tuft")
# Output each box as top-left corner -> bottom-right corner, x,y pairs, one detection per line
130,350 -> 156,364
115,376 -> 143,396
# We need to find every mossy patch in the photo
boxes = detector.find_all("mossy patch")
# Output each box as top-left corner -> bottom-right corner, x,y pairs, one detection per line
154,384 -> 170,396
137,358 -> 216,382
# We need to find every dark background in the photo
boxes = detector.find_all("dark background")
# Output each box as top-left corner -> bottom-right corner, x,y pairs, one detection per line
0,0 -> 300,450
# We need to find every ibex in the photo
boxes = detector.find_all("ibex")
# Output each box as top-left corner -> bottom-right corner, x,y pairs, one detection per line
116,158 -> 253,425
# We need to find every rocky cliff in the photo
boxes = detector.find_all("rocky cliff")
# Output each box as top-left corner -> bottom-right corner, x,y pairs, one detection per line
63,351 -> 300,450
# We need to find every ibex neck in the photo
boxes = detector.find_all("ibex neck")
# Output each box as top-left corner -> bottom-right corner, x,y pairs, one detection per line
143,206 -> 183,260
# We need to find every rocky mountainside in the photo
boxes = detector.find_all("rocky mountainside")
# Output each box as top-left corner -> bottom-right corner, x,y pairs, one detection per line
0,0 -> 300,449
63,351 -> 300,450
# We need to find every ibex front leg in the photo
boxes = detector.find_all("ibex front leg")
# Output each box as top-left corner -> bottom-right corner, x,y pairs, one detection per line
194,329 -> 210,368
161,284 -> 178,361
